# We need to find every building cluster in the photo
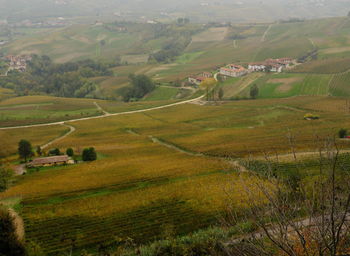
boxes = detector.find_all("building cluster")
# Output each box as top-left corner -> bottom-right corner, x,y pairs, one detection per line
248,58 -> 294,73
219,58 -> 294,78
188,72 -> 213,85
5,55 -> 32,72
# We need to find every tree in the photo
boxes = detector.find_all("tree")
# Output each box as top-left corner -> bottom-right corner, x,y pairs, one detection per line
200,78 -> 217,101
338,128 -> 348,138
66,148 -> 74,157
49,148 -> 60,156
0,166 -> 12,192
225,137 -> 350,256
36,146 -> 42,156
122,74 -> 155,102
82,147 -> 97,162
18,139 -> 32,162
0,207 -> 26,256
249,84 -> 259,99
218,87 -> 224,101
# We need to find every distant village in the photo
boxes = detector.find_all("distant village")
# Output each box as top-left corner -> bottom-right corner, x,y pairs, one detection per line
188,58 -> 294,85
4,55 -> 32,73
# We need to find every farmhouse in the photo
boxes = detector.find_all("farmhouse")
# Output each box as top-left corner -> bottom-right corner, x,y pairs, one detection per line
220,64 -> 247,77
28,155 -> 73,168
188,72 -> 213,85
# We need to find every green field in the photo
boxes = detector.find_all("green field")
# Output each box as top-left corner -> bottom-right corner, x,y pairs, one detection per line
0,96 -> 104,127
239,73 -> 332,98
144,86 -> 193,101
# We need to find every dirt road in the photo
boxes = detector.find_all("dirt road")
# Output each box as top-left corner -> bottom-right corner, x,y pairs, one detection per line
41,124 -> 76,150
0,95 -> 205,130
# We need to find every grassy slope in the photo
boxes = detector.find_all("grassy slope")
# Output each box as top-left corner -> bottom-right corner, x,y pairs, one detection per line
0,96 -> 103,127
2,96 -> 350,254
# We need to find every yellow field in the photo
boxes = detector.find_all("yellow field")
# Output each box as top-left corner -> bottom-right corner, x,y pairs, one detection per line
1,96 -> 350,254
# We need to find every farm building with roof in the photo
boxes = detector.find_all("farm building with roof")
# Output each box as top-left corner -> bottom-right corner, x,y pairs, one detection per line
28,155 -> 73,167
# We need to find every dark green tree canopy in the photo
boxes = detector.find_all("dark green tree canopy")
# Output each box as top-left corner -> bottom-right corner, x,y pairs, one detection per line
121,74 -> 155,102
49,148 -> 61,156
250,84 -> 259,99
82,147 -> 97,162
66,148 -> 74,157
18,139 -> 32,162
339,128 -> 348,138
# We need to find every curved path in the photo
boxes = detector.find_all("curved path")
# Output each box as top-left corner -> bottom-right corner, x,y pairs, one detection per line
0,95 -> 205,130
261,24 -> 273,42
41,124 -> 76,150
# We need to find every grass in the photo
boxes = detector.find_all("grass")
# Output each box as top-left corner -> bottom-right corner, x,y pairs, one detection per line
144,86 -> 193,101
244,73 -> 332,98
0,96 -> 103,127
329,71 -> 350,96
291,58 -> 350,74
0,124 -> 69,157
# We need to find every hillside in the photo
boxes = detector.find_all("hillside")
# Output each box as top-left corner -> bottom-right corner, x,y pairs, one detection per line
2,15 -> 350,255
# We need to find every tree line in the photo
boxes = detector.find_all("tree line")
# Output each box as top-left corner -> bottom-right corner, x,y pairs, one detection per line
0,55 -> 118,99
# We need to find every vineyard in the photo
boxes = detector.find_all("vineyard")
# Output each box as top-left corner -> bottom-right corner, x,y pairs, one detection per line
329,71 -> 350,96
290,58 -> 350,74
2,96 -> 350,254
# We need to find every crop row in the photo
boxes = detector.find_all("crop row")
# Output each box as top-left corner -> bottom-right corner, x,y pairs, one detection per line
23,200 -> 216,254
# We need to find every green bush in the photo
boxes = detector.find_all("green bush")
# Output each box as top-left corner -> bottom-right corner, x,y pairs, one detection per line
339,128 -> 348,138
66,148 -> 74,157
82,147 -> 97,161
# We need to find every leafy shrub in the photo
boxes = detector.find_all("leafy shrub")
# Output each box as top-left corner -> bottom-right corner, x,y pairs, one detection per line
66,148 -> 74,157
339,128 -> 348,138
82,147 -> 97,161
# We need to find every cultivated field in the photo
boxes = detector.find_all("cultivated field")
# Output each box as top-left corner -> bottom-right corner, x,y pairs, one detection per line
0,96 -> 103,127
2,96 -> 350,254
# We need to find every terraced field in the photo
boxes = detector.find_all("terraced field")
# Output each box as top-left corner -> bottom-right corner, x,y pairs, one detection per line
242,73 -> 332,98
2,96 -> 350,254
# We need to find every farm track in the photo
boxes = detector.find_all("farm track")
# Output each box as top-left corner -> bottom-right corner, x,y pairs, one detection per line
148,135 -> 248,172
261,24 -> 273,42
40,124 -> 76,150
0,95 -> 205,130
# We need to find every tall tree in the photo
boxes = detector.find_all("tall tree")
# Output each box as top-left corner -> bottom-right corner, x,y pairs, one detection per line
218,87 -> 224,101
249,84 -> 259,99
18,139 -> 32,162
200,78 -> 217,101
82,147 -> 97,162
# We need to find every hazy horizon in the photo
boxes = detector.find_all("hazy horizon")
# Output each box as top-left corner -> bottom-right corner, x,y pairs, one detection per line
0,0 -> 349,23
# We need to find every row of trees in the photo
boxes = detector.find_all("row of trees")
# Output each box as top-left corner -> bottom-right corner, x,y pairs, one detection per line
18,140 -> 97,163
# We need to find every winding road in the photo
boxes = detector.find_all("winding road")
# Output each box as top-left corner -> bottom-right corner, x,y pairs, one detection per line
0,95 -> 205,131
